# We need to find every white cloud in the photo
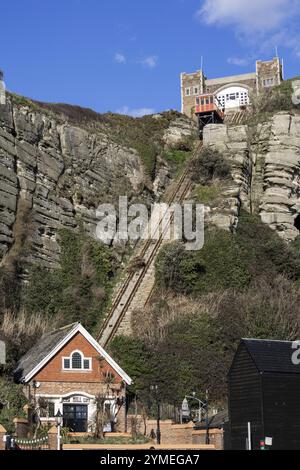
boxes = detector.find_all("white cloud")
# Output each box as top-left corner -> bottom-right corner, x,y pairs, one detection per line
227,57 -> 249,66
116,106 -> 156,118
139,55 -> 158,69
197,0 -> 299,34
114,52 -> 126,64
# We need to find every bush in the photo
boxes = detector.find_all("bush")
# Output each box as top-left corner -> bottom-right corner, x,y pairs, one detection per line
155,214 -> 300,298
23,229 -> 117,333
155,230 -> 250,296
247,77 -> 300,124
0,377 -> 27,433
189,147 -> 231,185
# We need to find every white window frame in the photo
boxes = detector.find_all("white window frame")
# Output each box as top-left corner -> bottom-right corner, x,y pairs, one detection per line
263,78 -> 275,88
62,350 -> 92,372
185,87 -> 190,96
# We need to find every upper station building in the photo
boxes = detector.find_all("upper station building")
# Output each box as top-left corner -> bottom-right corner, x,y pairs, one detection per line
181,57 -> 284,119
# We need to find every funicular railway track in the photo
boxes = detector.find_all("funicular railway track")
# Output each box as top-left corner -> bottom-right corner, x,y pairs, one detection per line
97,141 -> 203,347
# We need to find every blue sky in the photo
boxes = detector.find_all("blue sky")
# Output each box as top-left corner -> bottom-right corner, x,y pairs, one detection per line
0,0 -> 300,116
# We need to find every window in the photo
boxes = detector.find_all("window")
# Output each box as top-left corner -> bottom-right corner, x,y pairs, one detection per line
72,352 -> 82,369
263,78 -> 274,87
185,88 -> 190,96
40,401 -> 55,419
49,402 -> 55,418
62,351 -> 92,371
194,87 -> 198,95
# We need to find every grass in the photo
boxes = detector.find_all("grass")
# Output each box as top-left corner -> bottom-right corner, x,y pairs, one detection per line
196,184 -> 220,204
67,435 -> 150,445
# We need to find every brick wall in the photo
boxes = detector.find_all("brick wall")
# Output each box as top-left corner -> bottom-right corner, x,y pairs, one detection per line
192,429 -> 224,450
33,332 -> 123,384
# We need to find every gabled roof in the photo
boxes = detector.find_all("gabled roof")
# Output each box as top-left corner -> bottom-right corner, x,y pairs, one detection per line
13,323 -> 132,385
240,338 -> 300,374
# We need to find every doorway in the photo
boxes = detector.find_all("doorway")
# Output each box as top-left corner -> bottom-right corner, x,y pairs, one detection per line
63,404 -> 88,432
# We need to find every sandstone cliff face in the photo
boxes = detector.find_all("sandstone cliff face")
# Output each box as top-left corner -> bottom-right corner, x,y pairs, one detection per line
203,111 -> 300,241
0,98 -> 196,269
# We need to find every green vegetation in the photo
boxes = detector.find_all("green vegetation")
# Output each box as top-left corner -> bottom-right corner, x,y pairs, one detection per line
162,148 -> 191,176
66,434 -> 150,445
247,76 -> 300,125
196,184 -> 220,204
0,377 -> 27,433
111,213 -> 300,406
23,229 -> 117,333
9,93 -> 40,112
155,213 -> 300,295
189,147 -> 231,185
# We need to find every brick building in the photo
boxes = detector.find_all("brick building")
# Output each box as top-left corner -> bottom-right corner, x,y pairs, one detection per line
181,57 -> 283,118
13,323 -> 132,433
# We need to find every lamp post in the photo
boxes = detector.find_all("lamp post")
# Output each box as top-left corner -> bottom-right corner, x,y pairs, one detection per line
150,385 -> 161,445
55,410 -> 62,450
185,392 -> 204,423
205,389 -> 210,445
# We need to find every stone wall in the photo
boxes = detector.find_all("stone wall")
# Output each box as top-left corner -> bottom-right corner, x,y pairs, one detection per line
202,112 -> 300,241
256,57 -> 283,92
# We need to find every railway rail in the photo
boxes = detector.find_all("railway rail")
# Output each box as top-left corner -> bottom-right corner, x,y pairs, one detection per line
97,141 -> 203,347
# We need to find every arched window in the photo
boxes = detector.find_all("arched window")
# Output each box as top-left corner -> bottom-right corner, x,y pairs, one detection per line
72,352 -> 82,369
62,350 -> 92,371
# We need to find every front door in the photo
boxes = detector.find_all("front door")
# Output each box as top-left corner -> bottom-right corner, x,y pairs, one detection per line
63,404 -> 88,432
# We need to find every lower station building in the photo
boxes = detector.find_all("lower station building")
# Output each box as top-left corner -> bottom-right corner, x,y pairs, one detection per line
14,323 -> 132,433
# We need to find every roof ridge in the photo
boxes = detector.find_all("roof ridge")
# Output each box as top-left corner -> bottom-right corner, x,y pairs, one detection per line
47,322 -> 79,336
242,338 -> 295,344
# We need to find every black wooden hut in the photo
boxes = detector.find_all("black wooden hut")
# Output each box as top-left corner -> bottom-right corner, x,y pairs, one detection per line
229,338 -> 300,450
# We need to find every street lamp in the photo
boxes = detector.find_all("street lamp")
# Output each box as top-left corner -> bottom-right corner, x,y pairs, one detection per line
184,390 -> 210,444
205,389 -> 210,445
55,410 -> 62,450
185,392 -> 204,423
150,385 -> 161,445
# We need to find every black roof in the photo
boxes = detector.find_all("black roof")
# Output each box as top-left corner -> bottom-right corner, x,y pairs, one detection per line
240,338 -> 300,374
195,409 -> 228,430
13,323 -> 78,382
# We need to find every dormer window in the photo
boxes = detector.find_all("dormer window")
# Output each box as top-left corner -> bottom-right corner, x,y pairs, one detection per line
62,351 -> 92,371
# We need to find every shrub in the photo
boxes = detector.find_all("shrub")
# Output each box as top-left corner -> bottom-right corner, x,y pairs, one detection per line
189,147 -> 231,185
0,377 -> 27,433
23,229 -> 118,333
155,230 -> 250,296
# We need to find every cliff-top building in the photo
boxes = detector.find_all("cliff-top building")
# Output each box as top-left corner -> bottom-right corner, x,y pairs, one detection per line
181,57 -> 284,118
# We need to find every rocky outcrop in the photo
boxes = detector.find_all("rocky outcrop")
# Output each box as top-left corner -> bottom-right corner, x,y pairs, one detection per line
0,99 -> 196,269
203,111 -> 300,241
203,123 -> 251,232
